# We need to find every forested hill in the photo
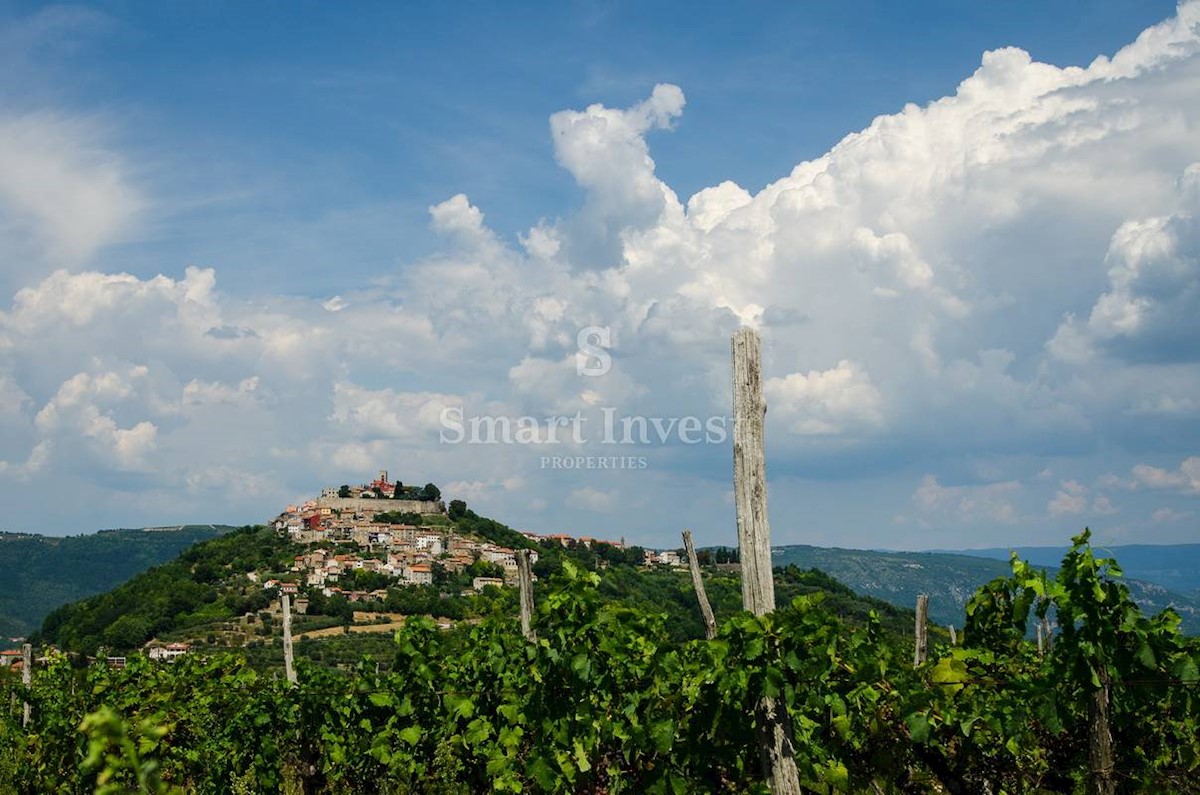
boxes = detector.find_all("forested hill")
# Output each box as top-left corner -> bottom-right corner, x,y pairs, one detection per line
769,544 -> 1200,635
945,543 -> 1200,598
34,518 -> 914,660
0,525 -> 234,641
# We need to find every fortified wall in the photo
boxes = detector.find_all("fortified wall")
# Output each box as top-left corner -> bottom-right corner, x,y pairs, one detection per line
316,496 -> 444,516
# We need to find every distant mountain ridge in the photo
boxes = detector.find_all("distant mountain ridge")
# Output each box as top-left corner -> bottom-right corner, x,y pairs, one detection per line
768,544 -> 1200,635
938,544 -> 1200,599
0,525 -> 235,642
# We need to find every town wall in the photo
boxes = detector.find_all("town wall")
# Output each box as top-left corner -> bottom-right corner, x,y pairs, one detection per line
316,496 -> 444,516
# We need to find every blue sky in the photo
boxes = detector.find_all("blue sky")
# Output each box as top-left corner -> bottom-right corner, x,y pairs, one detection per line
3,0 -> 1176,292
0,1 -> 1198,549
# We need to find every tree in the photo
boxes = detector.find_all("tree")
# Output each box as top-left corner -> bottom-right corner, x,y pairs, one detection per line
420,483 -> 441,502
102,614 -> 151,650
393,482 -> 405,499
448,499 -> 467,520
337,484 -> 351,498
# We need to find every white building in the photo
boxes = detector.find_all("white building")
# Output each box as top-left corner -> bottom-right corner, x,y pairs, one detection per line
147,643 -> 190,661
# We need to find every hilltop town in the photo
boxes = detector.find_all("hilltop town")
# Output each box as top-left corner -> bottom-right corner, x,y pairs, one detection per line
24,470 -> 701,669
270,469 -> 684,603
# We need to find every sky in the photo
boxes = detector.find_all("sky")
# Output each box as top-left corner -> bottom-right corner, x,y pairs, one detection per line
1,1 -> 1198,550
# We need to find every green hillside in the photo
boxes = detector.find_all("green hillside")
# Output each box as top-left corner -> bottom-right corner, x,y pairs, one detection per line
769,544 -> 1200,634
0,525 -> 234,642
35,517 -> 913,662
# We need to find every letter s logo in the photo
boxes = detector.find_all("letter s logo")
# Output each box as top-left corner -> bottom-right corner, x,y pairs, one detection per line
576,326 -> 612,377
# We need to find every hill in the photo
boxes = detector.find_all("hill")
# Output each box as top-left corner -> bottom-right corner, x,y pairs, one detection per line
0,525 -> 234,642
35,516 -> 914,662
942,543 -> 1200,598
769,544 -> 1200,634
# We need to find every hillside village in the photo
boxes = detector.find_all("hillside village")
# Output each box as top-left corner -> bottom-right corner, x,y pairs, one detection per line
21,470 -> 697,668
270,470 -> 684,604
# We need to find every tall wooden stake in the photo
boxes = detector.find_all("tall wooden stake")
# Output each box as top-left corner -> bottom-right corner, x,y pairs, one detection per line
733,328 -> 775,615
21,643 -> 31,728
281,594 -> 297,685
1089,668 -> 1115,795
912,598 -> 931,667
913,594 -> 929,666
1041,616 -> 1053,654
516,549 -> 536,642
948,624 -> 957,646
731,327 -> 801,795
682,530 -> 717,640
1036,621 -> 1045,658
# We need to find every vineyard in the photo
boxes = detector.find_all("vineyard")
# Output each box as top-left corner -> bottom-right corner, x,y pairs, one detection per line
2,532 -> 1198,794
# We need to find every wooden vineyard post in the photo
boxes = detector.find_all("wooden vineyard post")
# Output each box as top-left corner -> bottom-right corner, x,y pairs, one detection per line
1037,621 -> 1045,658
731,327 -> 801,795
281,593 -> 297,686
21,643 -> 31,728
913,594 -> 929,666
732,328 -> 775,615
516,549 -> 536,642
948,624 -> 957,646
682,530 -> 717,640
1042,616 -> 1053,654
1089,668 -> 1116,795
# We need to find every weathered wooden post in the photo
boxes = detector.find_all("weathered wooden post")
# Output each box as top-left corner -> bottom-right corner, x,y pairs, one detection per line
731,327 -> 801,795
1041,616 -> 1053,653
682,530 -> 717,640
281,593 -> 297,685
1089,668 -> 1115,795
948,624 -> 957,646
733,329 -> 776,615
913,594 -> 929,666
1036,621 -> 1045,658
21,643 -> 31,728
516,549 -> 536,642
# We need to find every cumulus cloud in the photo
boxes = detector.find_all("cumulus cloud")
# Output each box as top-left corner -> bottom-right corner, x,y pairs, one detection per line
1048,479 -> 1119,518
32,367 -> 158,471
1129,456 -> 1200,494
4,6 -> 1200,543
1049,163 -> 1200,364
568,486 -> 618,513
764,360 -> 883,435
1152,507 -> 1194,524
911,475 -> 1021,525
0,113 -> 141,283
329,384 -> 462,441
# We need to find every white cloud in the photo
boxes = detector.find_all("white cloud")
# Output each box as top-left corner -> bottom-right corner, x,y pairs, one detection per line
1151,507 -> 1194,524
329,383 -> 461,441
32,367 -> 158,471
0,113 -> 141,281
1129,456 -> 1200,494
911,475 -> 1021,525
764,360 -> 883,435
568,486 -> 618,513
1047,479 -> 1119,518
1090,495 -> 1119,516
1049,163 -> 1200,364
182,377 -> 261,409
1048,480 -> 1089,517
3,6 -> 1200,544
